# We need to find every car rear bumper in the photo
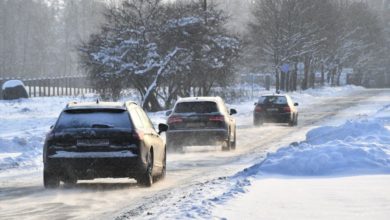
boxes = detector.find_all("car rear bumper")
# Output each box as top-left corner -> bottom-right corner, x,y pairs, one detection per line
166,129 -> 228,147
254,112 -> 292,123
45,151 -> 144,179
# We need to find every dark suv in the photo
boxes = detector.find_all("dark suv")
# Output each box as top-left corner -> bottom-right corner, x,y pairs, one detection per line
43,101 -> 168,188
253,94 -> 298,126
166,97 -> 237,152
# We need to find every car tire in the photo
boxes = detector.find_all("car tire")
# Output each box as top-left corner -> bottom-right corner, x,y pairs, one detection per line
137,151 -> 153,187
254,117 -> 263,126
222,132 -> 231,151
294,114 -> 299,126
231,129 -> 236,150
156,149 -> 166,181
44,169 -> 60,189
63,176 -> 77,187
288,119 -> 294,126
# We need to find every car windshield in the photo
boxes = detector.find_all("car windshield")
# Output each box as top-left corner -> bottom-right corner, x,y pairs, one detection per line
54,109 -> 132,131
174,101 -> 219,114
261,96 -> 288,105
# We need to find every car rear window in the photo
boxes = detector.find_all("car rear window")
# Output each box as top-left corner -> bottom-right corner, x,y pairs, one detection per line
260,96 -> 288,105
174,101 -> 219,114
54,109 -> 132,131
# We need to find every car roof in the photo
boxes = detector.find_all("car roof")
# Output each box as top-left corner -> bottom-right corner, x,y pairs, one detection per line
65,101 -> 137,111
176,96 -> 223,103
260,94 -> 289,97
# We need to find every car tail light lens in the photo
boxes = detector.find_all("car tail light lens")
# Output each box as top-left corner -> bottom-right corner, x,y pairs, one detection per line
132,130 -> 144,141
209,115 -> 225,122
283,106 -> 291,112
168,116 -> 183,124
255,106 -> 262,112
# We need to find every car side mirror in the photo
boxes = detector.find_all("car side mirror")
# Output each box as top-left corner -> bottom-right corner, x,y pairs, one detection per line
230,109 -> 237,115
158,123 -> 168,134
50,125 -> 54,129
294,103 -> 299,107
254,102 -> 257,106
165,110 -> 172,116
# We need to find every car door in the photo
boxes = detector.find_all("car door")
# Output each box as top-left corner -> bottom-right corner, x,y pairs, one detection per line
287,96 -> 298,117
220,101 -> 235,140
136,107 -> 164,170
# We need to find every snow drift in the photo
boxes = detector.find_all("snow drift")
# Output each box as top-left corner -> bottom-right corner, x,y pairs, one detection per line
252,119 -> 390,176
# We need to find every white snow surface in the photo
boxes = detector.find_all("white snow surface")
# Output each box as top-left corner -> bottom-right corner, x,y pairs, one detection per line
0,95 -> 98,170
1,80 -> 25,90
258,119 -> 390,176
214,175 -> 390,220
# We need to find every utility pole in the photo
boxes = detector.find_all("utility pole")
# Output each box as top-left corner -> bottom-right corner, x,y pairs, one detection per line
203,0 -> 207,25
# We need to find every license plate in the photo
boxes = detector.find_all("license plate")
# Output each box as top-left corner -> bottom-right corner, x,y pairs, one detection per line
267,108 -> 279,112
186,122 -> 203,128
77,139 -> 109,147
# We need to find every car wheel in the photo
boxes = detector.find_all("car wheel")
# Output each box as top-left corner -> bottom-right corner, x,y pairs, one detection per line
137,151 -> 153,187
231,129 -> 236,150
254,117 -> 263,126
288,115 -> 295,127
44,169 -> 60,189
222,133 -> 231,151
156,149 -> 166,182
63,176 -> 77,187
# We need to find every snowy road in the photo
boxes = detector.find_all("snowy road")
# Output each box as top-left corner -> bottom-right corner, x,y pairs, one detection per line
0,88 -> 389,220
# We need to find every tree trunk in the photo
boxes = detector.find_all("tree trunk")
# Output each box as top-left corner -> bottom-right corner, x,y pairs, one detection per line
330,68 -> 337,86
143,92 -> 163,112
275,68 -> 280,92
336,64 -> 342,86
292,66 -> 297,91
285,72 -> 290,92
310,69 -> 315,89
302,56 -> 310,90
320,62 -> 325,86
280,72 -> 285,91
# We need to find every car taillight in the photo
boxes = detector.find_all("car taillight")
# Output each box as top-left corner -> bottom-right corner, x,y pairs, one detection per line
283,106 -> 291,112
168,116 -> 183,124
255,106 -> 262,112
209,115 -> 225,122
132,131 -> 144,141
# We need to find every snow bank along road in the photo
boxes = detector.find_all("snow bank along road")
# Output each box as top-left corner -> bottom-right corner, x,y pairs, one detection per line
0,88 -> 388,219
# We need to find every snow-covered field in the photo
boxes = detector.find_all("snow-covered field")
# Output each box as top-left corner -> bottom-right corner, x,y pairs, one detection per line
0,95 -> 98,170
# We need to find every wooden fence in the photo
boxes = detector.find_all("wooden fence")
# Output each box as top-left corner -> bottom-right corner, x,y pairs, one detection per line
0,76 -> 95,99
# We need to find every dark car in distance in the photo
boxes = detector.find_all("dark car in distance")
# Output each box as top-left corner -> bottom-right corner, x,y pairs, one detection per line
166,97 -> 237,152
253,94 -> 299,126
43,101 -> 168,188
